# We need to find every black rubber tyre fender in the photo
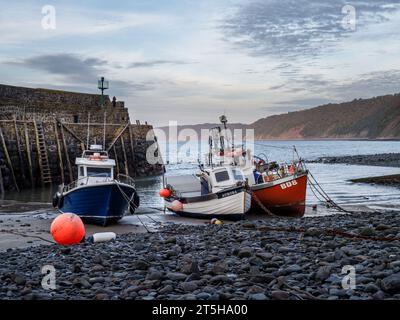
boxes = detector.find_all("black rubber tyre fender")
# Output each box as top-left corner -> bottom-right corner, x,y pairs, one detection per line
57,195 -> 64,209
129,192 -> 140,215
52,193 -> 59,208
133,192 -> 140,208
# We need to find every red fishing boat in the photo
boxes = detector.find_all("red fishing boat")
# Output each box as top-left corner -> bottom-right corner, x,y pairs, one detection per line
210,115 -> 309,217
248,157 -> 308,217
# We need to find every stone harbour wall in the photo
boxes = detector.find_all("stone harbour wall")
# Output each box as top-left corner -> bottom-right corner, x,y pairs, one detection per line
0,84 -> 164,191
0,120 -> 164,191
0,84 -> 116,108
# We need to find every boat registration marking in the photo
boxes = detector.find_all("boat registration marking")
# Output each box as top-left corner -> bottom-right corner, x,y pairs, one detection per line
220,190 -> 238,198
280,179 -> 297,189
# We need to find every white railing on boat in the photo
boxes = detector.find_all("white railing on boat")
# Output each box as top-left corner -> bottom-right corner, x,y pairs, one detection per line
61,173 -> 135,193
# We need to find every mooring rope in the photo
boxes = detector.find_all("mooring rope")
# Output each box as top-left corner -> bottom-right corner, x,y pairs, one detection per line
251,192 -> 277,217
296,149 -> 359,215
114,181 -> 152,233
307,172 -> 358,214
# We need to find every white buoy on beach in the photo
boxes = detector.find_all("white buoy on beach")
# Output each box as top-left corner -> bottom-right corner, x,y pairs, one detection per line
92,232 -> 116,243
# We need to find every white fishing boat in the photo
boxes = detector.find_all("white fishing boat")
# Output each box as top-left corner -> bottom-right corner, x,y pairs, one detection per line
160,165 -> 251,220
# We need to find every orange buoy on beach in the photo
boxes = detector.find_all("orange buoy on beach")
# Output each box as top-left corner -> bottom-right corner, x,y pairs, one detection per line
50,213 -> 85,245
159,188 -> 171,198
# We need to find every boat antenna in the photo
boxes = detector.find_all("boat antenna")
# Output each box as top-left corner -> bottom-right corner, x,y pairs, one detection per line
208,135 -> 213,167
103,111 -> 107,151
86,112 -> 91,149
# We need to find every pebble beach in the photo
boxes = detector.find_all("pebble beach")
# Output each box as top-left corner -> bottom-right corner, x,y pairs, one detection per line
1,151 -> 399,300
1,210 -> 400,300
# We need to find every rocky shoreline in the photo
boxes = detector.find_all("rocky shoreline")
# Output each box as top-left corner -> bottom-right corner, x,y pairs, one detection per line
351,174 -> 400,188
308,153 -> 400,188
308,153 -> 400,168
1,211 -> 400,300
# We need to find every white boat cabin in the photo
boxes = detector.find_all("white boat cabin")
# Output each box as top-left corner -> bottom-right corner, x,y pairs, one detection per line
200,166 -> 245,193
166,166 -> 246,198
75,145 -> 116,185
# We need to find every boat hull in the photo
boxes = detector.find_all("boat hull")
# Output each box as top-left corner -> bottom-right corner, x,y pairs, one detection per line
59,182 -> 136,226
250,173 -> 308,217
165,186 -> 251,221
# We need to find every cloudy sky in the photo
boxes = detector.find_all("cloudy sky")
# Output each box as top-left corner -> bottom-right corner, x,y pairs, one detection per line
1,0 -> 400,126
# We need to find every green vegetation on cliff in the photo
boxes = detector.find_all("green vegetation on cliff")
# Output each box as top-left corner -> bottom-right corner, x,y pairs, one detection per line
252,94 -> 400,139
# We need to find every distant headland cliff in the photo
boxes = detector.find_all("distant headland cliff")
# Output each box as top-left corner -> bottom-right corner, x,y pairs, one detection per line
252,94 -> 400,140
158,93 -> 400,140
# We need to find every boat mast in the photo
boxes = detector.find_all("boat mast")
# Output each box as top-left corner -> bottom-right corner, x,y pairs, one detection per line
86,112 -> 90,148
220,114 -> 240,165
103,111 -> 107,151
219,114 -> 233,151
208,135 -> 213,167
218,127 -> 225,155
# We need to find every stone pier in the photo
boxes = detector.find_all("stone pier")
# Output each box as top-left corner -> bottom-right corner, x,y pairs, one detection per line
0,84 -> 164,191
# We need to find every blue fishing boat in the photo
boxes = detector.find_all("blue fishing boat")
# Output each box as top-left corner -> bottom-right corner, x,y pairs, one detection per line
52,145 -> 139,226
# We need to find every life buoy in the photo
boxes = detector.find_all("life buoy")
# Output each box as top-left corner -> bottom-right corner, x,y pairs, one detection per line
89,152 -> 104,161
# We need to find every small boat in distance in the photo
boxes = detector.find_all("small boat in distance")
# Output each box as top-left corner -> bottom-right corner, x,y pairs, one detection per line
53,145 -> 139,226
161,165 -> 251,220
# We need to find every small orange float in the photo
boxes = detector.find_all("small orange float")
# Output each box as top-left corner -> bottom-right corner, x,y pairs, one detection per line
159,188 -> 171,198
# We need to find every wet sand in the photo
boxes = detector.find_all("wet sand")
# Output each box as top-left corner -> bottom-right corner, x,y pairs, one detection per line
0,200 -> 211,251
0,199 -> 356,252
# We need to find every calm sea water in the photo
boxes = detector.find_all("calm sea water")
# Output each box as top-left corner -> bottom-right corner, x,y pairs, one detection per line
4,140 -> 400,213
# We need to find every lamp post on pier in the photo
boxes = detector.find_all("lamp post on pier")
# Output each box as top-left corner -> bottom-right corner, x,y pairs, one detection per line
98,77 -> 109,107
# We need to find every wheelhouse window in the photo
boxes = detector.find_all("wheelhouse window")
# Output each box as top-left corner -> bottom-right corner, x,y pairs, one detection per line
232,168 -> 244,181
79,166 -> 84,177
87,167 -> 111,177
214,170 -> 230,182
